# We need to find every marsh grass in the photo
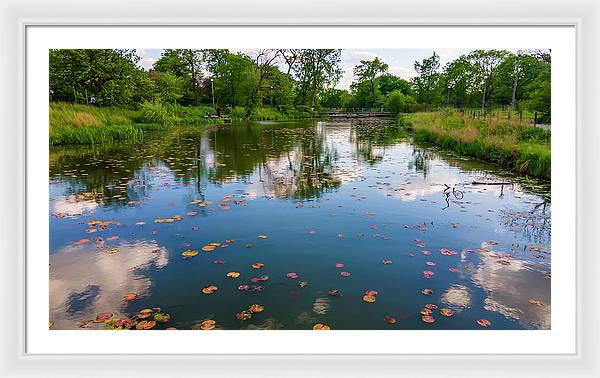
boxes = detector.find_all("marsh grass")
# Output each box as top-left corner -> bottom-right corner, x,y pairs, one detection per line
50,103 -> 319,145
50,103 -> 226,145
401,111 -> 551,179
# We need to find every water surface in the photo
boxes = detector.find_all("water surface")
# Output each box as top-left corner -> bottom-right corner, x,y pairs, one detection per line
49,119 -> 551,330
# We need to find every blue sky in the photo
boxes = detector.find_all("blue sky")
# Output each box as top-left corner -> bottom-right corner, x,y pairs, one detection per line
136,48 -> 480,90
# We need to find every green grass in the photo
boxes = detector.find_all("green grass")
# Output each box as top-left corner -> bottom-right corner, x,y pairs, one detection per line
49,102 -> 318,145
400,110 -> 551,180
50,102 -> 225,145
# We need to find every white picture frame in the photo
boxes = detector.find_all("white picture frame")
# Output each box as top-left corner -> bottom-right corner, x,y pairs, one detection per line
1,0 -> 599,377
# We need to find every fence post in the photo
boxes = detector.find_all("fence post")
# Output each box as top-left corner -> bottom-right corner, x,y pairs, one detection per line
534,112 -> 538,127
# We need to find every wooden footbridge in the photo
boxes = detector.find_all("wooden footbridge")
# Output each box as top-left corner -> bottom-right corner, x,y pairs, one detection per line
319,108 -> 392,119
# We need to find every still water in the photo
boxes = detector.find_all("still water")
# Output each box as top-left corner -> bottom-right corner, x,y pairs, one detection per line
49,119 -> 551,330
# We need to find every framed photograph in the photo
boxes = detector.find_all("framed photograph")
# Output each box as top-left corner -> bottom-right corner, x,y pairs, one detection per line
1,0 -> 598,377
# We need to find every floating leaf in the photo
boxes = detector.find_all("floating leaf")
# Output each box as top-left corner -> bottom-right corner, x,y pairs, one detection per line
135,221 -> 146,226
251,263 -> 265,269
238,285 -> 250,291
476,319 -> 492,327
202,245 -> 216,252
154,312 -> 171,323
312,323 -> 331,330
440,248 -> 458,256
298,281 -> 308,288
363,295 -> 376,303
154,218 -> 175,223
308,230 -> 316,234
384,316 -> 397,324
528,299 -> 545,306
258,235 -> 268,239
199,319 -> 216,330
236,311 -> 252,321
182,249 -> 199,258
422,270 -> 434,278
382,260 -> 393,265
364,290 -> 378,296
340,271 -> 351,277
213,260 -> 225,264
136,320 -> 156,330
335,263 -> 345,268
424,303 -> 438,310
248,304 -> 264,313
105,248 -> 119,254
328,289 -> 341,296
440,308 -> 454,317
137,309 -> 154,319
286,272 -> 299,279
94,312 -> 113,323
421,316 -> 435,323
122,293 -> 137,301
226,271 -> 241,278
420,308 -> 432,316
202,285 -> 218,294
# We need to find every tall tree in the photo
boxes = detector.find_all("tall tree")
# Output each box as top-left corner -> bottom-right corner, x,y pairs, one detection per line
466,50 -> 509,112
353,57 -> 389,97
245,49 -> 280,118
153,49 -> 204,105
411,52 -> 442,104
49,49 -> 143,106
292,49 -> 342,107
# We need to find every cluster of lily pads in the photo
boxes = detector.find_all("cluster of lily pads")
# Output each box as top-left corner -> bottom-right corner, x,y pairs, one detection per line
82,307 -> 173,330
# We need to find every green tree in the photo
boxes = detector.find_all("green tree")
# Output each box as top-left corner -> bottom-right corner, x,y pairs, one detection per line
466,49 -> 509,112
49,49 -> 144,106
292,49 -> 343,107
411,52 -> 442,104
153,49 -> 204,105
151,71 -> 186,104
377,74 -> 413,97
386,90 -> 407,114
353,57 -> 389,97
205,51 -> 258,108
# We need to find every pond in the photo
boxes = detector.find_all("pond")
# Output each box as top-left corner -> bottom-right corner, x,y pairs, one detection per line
49,118 -> 551,330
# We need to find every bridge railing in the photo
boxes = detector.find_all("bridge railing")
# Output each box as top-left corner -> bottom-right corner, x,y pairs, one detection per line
320,107 -> 389,114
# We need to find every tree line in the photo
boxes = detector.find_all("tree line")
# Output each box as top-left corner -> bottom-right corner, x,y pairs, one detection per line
49,48 -> 550,121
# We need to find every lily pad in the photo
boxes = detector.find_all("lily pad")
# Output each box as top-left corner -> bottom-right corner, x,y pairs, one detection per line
136,320 -> 156,330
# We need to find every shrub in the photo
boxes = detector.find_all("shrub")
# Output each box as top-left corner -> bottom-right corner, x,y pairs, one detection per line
517,127 -> 551,144
386,90 -> 407,115
139,100 -> 178,125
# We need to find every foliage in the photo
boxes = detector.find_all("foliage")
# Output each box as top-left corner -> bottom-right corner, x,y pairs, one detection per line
292,49 -> 343,107
386,90 -> 407,115
49,49 -> 145,106
139,101 -> 178,125
153,49 -> 204,105
411,52 -> 443,104
402,111 -> 550,179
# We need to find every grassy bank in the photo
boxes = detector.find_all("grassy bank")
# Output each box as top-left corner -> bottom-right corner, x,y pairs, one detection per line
399,111 -> 551,180
50,103 -> 319,145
